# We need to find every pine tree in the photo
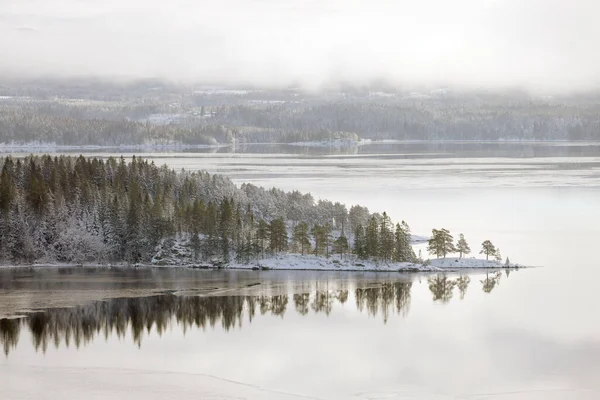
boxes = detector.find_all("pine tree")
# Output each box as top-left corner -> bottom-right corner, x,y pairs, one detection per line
456,233 -> 471,258
333,235 -> 349,259
495,247 -> 502,262
311,224 -> 323,256
323,223 -> 333,258
269,218 -> 287,254
292,222 -> 311,255
256,219 -> 268,259
480,240 -> 496,261
427,229 -> 456,258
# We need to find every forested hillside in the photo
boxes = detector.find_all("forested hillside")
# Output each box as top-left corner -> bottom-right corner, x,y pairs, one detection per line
1,80 -> 599,147
0,155 -> 415,265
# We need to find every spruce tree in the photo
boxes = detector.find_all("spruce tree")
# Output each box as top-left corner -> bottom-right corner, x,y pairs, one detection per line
378,212 -> 394,261
353,224 -> 366,259
394,221 -> 415,262
365,216 -> 379,259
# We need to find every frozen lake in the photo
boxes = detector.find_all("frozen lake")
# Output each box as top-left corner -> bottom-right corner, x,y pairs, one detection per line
2,141 -> 600,399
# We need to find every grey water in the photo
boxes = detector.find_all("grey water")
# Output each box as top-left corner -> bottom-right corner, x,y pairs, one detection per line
2,142 -> 600,399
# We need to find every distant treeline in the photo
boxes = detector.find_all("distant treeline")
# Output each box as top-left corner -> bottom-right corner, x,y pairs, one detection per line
0,155 -> 414,265
0,107 -> 223,146
214,102 -> 600,142
1,87 -> 599,146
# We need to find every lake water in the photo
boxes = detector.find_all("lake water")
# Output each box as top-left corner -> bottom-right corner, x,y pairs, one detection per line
2,142 -> 600,399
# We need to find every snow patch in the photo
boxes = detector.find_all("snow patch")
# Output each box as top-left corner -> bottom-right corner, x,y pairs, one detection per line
427,257 -> 523,269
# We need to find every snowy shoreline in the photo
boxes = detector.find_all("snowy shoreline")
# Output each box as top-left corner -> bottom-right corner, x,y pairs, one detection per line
0,255 -> 529,272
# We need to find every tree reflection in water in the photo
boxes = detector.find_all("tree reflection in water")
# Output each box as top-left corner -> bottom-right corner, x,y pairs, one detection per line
481,272 -> 503,294
427,275 -> 457,303
355,282 -> 412,323
0,271 -> 514,356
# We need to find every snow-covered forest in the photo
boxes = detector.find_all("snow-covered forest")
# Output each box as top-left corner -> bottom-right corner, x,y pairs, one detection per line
0,155 -> 416,265
1,80 -> 599,147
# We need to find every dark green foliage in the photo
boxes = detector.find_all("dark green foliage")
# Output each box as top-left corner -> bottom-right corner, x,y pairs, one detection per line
268,218 -> 288,254
456,233 -> 471,258
353,225 -> 366,259
292,222 -> 311,255
394,221 -> 415,262
480,240 -> 497,261
427,228 -> 456,258
365,217 -> 379,259
333,235 -> 349,259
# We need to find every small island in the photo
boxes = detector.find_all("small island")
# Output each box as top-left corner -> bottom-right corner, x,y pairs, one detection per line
0,155 -> 523,271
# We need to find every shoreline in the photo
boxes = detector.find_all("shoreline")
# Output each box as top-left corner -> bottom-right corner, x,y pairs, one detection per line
2,139 -> 598,154
0,259 -> 531,273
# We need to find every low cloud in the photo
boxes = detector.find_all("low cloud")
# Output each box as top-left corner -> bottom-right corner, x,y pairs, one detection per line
1,0 -> 599,93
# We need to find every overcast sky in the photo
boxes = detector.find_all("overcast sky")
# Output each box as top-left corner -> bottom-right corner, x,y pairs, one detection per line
1,0 -> 599,92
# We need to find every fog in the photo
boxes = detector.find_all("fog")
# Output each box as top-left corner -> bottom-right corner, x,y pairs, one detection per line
1,0 -> 599,92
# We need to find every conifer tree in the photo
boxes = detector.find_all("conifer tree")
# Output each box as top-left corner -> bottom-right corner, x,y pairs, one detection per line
378,212 -> 394,261
311,224 -> 323,256
353,224 -> 366,259
292,222 -> 311,255
480,240 -> 496,261
456,233 -> 471,258
269,218 -> 287,254
394,221 -> 415,262
427,229 -> 456,258
495,247 -> 502,262
333,235 -> 349,259
256,219 -> 268,259
323,223 -> 333,258
365,216 -> 379,259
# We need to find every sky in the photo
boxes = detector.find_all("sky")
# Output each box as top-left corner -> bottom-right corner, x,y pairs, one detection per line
1,0 -> 599,92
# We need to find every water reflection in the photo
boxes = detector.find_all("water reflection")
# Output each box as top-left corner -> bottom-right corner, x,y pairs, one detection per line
1,271 -> 516,356
481,272 -> 503,294
356,282 -> 412,322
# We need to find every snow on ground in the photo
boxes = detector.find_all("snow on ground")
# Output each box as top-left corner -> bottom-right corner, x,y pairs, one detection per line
2,255 -> 525,272
427,257 -> 523,269
2,235 -> 525,272
228,253 -> 438,272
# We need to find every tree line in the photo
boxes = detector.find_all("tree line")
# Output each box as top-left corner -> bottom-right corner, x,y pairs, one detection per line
0,155 -> 416,265
2,84 -> 600,148
427,229 -> 504,262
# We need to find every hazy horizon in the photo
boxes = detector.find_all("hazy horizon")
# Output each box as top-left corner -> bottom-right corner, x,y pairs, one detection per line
2,0 -> 600,94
